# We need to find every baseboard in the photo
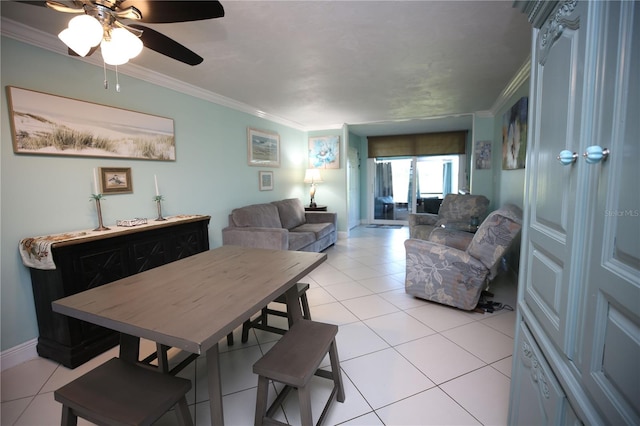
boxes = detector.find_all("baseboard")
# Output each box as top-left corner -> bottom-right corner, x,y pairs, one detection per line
1,338 -> 38,371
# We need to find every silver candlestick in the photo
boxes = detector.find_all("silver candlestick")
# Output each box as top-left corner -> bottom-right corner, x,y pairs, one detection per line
91,194 -> 110,231
154,195 -> 167,221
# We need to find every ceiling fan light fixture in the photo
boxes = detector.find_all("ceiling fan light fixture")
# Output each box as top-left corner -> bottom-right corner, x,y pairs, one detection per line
100,37 -> 129,65
68,15 -> 103,47
101,28 -> 143,65
115,28 -> 143,59
58,27 -> 91,57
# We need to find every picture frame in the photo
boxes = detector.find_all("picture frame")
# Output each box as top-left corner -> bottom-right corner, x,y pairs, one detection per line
259,171 -> 273,191
247,127 -> 280,167
6,86 -> 175,161
502,96 -> 528,170
100,167 -> 133,194
475,140 -> 492,169
308,135 -> 340,169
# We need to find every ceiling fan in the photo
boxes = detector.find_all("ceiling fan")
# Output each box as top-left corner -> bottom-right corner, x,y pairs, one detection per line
21,0 -> 225,66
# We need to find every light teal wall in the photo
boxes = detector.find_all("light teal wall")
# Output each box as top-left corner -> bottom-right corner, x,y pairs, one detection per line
0,37 -> 319,351
471,115 -> 496,208
494,81 -> 530,208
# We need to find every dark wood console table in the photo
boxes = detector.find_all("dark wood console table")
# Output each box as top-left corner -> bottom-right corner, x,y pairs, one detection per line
21,215 -> 210,368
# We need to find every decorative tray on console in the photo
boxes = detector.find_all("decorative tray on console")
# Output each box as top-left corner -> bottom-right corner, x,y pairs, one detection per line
116,218 -> 148,227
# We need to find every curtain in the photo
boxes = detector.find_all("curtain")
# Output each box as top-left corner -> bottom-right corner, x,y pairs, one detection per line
442,161 -> 452,195
375,162 -> 393,197
368,131 -> 467,158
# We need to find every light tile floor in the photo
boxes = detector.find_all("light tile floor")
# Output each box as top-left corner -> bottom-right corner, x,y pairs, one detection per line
1,225 -> 518,425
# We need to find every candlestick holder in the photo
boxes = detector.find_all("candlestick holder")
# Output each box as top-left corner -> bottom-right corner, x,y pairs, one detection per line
154,195 -> 167,221
91,194 -> 110,231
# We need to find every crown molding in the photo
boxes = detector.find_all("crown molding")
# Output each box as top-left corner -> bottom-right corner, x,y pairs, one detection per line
1,18 -> 307,131
490,56 -> 531,114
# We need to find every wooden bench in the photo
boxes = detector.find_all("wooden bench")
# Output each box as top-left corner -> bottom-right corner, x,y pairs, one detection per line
54,358 -> 193,426
242,282 -> 312,343
253,320 -> 345,426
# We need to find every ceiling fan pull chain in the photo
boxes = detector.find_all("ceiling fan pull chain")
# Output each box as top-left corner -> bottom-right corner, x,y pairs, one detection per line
103,60 -> 108,90
115,65 -> 121,92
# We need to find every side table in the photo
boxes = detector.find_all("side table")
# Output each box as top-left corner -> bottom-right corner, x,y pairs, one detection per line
305,205 -> 327,212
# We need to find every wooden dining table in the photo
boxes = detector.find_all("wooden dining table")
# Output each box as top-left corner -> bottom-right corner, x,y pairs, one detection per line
52,245 -> 327,425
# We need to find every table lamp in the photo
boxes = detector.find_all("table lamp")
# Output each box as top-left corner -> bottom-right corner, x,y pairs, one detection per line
303,169 -> 323,208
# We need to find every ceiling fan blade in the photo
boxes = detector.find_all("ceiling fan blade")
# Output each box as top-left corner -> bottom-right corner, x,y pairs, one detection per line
129,24 -> 203,66
119,1 -> 224,23
45,0 -> 84,14
15,1 -> 49,7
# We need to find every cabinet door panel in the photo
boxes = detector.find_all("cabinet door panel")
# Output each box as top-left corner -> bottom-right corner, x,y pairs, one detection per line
581,2 -> 640,423
74,247 -> 129,290
522,0 -> 586,354
131,237 -> 170,273
509,323 -> 570,424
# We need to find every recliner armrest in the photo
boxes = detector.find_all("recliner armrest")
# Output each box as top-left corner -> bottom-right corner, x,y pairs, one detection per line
408,213 -> 438,227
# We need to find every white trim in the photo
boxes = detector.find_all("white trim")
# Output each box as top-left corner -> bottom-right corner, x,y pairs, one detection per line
0,18 -> 307,131
490,56 -> 532,114
1,338 -> 38,371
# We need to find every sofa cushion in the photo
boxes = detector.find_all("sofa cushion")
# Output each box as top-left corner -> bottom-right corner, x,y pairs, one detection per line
287,231 -> 316,251
272,198 -> 306,230
231,203 -> 282,228
291,222 -> 334,241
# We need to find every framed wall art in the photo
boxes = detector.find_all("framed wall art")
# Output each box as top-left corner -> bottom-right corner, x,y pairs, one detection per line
502,96 -> 528,170
475,140 -> 492,169
7,86 -> 175,161
259,171 -> 274,191
247,127 -> 280,167
100,167 -> 133,194
308,135 -> 340,169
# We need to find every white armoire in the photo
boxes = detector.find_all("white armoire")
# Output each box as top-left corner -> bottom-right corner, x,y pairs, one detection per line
509,1 -> 639,424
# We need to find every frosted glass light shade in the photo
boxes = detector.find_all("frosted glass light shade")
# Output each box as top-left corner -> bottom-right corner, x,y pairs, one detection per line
101,28 -> 143,65
59,27 -> 91,56
58,15 -> 102,57
101,38 -> 129,65
68,15 -> 103,47
112,28 -> 143,58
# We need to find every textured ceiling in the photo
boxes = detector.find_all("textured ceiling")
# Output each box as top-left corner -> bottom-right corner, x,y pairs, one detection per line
1,1 -> 532,135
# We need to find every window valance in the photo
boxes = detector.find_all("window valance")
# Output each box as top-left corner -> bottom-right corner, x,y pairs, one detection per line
367,131 -> 467,158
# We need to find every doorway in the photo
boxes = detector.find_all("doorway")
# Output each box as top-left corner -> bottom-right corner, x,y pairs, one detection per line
370,155 -> 464,224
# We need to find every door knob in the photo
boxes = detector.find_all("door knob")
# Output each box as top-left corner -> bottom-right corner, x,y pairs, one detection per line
583,145 -> 610,164
557,150 -> 577,165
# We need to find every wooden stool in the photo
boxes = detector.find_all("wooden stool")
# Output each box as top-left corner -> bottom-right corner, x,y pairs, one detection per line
253,320 -> 345,426
241,282 -> 312,343
54,358 -> 193,426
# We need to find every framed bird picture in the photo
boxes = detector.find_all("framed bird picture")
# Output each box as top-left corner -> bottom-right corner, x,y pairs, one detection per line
99,167 -> 132,194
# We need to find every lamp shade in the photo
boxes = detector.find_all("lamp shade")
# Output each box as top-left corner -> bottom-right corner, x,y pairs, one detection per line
303,169 -> 323,184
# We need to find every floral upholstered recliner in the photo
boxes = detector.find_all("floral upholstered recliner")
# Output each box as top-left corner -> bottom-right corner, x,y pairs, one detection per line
404,204 -> 523,311
408,194 -> 490,240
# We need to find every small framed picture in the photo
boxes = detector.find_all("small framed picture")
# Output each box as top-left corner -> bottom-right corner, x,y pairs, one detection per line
259,170 -> 273,191
100,167 -> 133,194
248,127 -> 280,167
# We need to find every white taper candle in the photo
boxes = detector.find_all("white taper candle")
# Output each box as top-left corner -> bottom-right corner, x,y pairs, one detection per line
154,175 -> 159,196
93,168 -> 99,194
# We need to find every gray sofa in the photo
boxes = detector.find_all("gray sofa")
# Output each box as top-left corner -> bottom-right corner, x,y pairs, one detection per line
222,198 -> 337,252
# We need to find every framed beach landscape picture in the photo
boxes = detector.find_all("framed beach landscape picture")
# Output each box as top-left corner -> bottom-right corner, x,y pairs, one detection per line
7,86 -> 175,161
